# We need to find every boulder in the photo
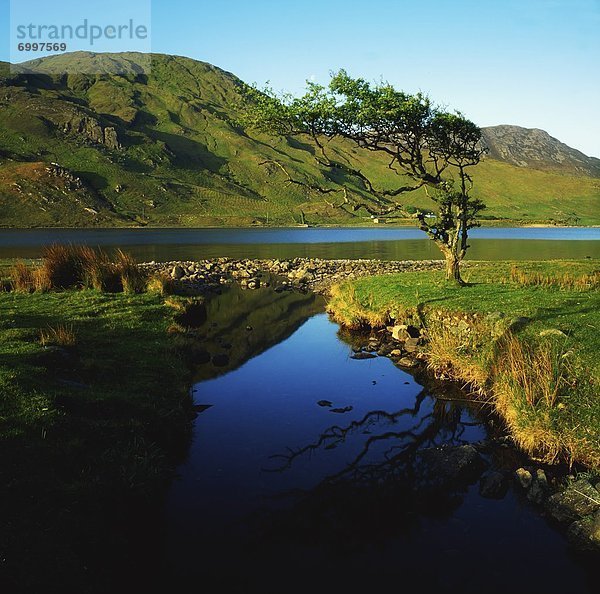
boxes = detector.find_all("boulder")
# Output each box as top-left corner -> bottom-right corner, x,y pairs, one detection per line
397,356 -> 417,368
567,511 -> 600,550
527,469 -> 550,504
515,467 -> 533,490
403,337 -> 420,352
413,444 -> 487,492
545,479 -> 600,523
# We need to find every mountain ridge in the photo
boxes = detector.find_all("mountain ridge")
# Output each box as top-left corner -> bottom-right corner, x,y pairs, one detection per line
481,125 -> 600,177
0,51 -> 598,227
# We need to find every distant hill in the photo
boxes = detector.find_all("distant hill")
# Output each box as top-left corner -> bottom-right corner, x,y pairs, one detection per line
0,52 -> 598,227
481,125 -> 600,177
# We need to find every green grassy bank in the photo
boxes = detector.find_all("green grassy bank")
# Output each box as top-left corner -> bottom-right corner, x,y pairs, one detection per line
327,261 -> 600,469
0,289 -> 193,592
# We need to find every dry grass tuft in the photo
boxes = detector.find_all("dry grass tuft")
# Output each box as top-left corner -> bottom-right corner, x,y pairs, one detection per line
510,265 -> 600,290
33,244 -> 146,293
10,261 -> 35,292
147,273 -> 176,296
41,244 -> 86,289
495,333 -> 570,409
425,317 -> 492,388
9,261 -> 51,293
39,324 -> 77,347
115,249 -> 147,294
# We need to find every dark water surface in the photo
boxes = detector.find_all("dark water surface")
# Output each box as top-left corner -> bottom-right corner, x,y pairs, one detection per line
0,227 -> 598,260
160,294 -> 595,593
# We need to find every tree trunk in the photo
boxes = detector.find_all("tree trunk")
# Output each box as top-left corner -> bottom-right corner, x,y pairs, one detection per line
445,253 -> 465,285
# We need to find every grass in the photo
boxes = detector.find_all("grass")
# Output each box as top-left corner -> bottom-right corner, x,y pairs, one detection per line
327,260 -> 600,469
0,288 -> 193,592
0,52 -> 598,228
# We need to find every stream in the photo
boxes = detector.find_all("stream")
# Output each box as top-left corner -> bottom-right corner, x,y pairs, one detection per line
158,284 -> 596,593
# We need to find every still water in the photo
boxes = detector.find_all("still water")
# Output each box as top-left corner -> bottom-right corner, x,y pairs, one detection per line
0,227 -> 598,260
159,287 -> 595,593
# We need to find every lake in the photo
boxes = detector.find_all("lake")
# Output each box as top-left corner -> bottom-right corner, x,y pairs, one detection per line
0,227 -> 599,261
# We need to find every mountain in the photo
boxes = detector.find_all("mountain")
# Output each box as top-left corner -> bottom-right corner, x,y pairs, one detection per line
481,125 -> 600,177
0,52 -> 598,227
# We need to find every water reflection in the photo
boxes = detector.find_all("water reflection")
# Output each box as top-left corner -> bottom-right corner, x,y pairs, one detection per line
184,281 -> 325,382
164,288 -> 596,593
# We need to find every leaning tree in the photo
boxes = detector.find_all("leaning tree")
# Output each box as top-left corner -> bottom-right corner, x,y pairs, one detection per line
242,70 -> 487,284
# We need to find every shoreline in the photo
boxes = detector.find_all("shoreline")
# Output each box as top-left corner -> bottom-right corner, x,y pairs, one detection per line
1,223 -> 599,231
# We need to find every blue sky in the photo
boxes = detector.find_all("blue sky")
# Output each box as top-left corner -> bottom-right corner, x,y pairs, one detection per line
2,0 -> 599,156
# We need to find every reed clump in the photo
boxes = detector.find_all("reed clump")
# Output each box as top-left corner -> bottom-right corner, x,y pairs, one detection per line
9,245 -> 149,294
114,249 -> 147,294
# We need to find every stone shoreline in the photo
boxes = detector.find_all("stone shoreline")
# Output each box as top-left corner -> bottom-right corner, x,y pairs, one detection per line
140,257 -> 446,294
336,316 -> 600,552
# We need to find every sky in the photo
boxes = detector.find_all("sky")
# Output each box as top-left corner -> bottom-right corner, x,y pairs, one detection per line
1,0 -> 599,157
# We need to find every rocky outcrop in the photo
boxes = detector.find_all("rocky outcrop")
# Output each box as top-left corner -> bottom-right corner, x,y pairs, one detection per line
45,163 -> 85,190
481,125 -> 600,176
62,115 -> 120,149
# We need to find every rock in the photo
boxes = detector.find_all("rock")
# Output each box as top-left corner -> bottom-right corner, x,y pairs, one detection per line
103,126 -> 120,150
397,356 -> 417,368
403,337 -> 420,352
171,265 -> 185,280
515,467 -> 533,490
479,471 -> 508,499
193,404 -> 212,414
389,349 -> 403,357
413,444 -> 487,492
545,479 -> 600,523
527,469 -> 549,504
390,324 -> 407,341
317,400 -> 333,407
567,511 -> 600,550
351,352 -> 377,360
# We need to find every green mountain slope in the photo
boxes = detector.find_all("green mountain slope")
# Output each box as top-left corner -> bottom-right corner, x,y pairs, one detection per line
0,52 -> 598,227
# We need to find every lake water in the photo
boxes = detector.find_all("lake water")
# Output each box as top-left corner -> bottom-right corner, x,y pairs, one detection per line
158,287 -> 596,593
0,227 -> 598,261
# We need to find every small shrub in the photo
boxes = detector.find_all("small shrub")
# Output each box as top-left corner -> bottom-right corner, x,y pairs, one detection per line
39,324 -> 77,347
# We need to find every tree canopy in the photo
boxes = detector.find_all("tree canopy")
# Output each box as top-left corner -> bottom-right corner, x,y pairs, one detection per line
242,71 -> 487,283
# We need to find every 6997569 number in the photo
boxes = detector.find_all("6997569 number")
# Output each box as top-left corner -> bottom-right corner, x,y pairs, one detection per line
17,43 -> 67,51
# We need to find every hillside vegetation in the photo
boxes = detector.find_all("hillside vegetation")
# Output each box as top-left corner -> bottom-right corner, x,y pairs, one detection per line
0,52 -> 598,227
